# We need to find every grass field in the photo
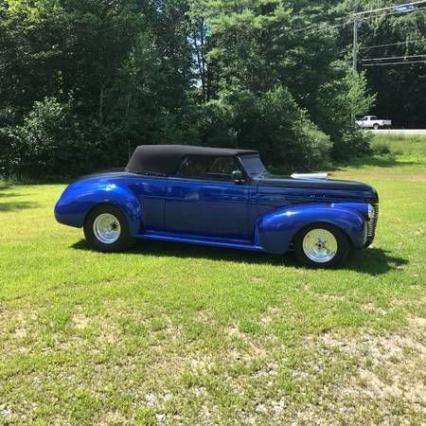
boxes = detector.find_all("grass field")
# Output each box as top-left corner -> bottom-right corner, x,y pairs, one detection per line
1,137 -> 425,424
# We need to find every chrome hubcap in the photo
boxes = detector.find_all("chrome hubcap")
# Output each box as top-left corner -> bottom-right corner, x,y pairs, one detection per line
302,229 -> 338,264
93,213 -> 121,244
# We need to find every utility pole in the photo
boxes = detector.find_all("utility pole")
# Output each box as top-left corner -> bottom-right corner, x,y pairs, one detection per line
353,18 -> 358,74
352,18 -> 359,124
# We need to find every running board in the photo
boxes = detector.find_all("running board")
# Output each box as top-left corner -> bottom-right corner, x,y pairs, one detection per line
136,231 -> 265,252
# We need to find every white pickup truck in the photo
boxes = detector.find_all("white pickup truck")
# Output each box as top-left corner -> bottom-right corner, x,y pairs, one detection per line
356,115 -> 392,130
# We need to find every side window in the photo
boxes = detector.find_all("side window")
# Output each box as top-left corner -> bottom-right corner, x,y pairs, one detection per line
208,157 -> 238,179
177,156 -> 211,179
177,156 -> 240,181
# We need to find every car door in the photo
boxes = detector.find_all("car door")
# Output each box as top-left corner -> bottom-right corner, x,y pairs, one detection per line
127,176 -> 169,231
164,155 -> 251,240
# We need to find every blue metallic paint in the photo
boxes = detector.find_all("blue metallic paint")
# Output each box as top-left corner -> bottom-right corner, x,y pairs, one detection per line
163,178 -> 251,238
255,203 -> 366,254
55,171 -> 377,254
55,176 -> 143,235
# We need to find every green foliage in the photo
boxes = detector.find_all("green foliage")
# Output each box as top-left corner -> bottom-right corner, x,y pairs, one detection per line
196,0 -> 370,168
372,141 -> 392,156
4,97 -> 93,179
333,130 -> 372,161
293,117 -> 333,172
316,72 -> 374,139
196,86 -> 332,172
314,71 -> 374,160
1,0 -> 406,180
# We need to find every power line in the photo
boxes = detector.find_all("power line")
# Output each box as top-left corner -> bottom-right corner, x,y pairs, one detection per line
283,1 -> 426,75
339,38 -> 425,55
362,38 -> 426,50
357,6 -> 426,22
291,20 -> 350,35
331,2 -> 426,23
290,1 -> 426,38
363,60 -> 426,66
352,0 -> 426,17
362,54 -> 426,62
351,0 -> 426,73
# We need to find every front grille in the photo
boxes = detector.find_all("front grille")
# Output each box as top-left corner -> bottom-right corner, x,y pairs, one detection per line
366,203 -> 379,244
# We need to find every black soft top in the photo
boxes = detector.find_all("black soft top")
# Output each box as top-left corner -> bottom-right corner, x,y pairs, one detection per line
126,145 -> 259,175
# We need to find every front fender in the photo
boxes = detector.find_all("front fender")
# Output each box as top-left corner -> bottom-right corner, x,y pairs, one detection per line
255,203 -> 368,254
54,180 -> 142,236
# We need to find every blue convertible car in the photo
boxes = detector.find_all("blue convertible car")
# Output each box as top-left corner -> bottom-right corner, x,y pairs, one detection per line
55,145 -> 379,267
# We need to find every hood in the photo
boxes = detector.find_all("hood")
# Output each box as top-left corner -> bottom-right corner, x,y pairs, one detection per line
255,174 -> 378,200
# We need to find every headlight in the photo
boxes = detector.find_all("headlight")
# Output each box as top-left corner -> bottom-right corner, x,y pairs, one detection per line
368,204 -> 375,220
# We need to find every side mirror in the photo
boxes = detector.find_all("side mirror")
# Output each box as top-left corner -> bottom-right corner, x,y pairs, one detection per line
232,170 -> 246,184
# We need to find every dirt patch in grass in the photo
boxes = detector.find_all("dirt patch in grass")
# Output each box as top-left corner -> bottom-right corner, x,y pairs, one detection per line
296,317 -> 426,423
73,311 -> 90,330
260,307 -> 282,326
227,324 -> 270,360
0,307 -> 36,356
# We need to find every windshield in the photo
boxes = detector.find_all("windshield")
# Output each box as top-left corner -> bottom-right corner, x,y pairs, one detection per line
239,155 -> 267,177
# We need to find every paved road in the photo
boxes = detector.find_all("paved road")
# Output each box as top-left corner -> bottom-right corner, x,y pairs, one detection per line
370,129 -> 426,136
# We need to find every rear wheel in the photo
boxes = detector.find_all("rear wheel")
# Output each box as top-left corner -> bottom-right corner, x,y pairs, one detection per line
294,224 -> 350,268
84,205 -> 134,252
373,123 -> 380,130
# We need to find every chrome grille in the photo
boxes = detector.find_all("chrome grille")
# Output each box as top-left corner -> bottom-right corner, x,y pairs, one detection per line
367,203 -> 379,239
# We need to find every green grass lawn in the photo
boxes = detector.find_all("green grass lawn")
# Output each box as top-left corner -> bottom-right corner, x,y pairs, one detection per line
1,137 -> 425,424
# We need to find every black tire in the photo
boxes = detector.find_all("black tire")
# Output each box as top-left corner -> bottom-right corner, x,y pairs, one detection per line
84,205 -> 134,252
373,124 -> 380,130
294,224 -> 350,268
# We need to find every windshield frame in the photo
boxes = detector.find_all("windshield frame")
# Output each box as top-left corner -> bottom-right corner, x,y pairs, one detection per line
238,154 -> 268,178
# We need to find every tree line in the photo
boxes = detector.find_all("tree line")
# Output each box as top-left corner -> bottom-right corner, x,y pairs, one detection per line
0,0 -> 424,180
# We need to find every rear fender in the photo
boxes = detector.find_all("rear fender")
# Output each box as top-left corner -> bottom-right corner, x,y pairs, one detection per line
254,203 -> 367,254
54,181 -> 142,236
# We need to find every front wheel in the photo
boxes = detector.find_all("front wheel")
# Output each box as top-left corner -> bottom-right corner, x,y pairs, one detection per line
294,224 -> 350,268
84,205 -> 134,252
373,124 -> 380,130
